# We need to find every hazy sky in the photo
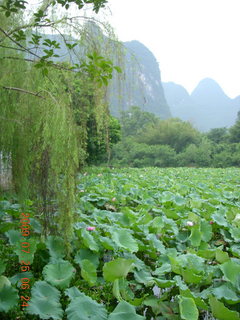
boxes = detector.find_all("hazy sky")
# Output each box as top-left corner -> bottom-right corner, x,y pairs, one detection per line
106,0 -> 240,98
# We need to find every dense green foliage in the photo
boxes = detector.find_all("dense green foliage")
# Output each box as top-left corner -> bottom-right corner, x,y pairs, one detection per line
0,0 -> 121,245
1,167 -> 240,319
111,107 -> 240,168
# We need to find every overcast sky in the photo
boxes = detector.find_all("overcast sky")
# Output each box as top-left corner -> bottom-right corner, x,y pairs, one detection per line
105,0 -> 240,98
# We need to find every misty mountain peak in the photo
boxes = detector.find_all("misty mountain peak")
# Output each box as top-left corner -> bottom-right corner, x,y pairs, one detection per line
191,78 -> 229,104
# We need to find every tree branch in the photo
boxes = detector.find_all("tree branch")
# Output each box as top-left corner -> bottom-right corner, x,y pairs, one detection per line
2,86 -> 45,99
0,27 -> 40,59
1,56 -> 78,72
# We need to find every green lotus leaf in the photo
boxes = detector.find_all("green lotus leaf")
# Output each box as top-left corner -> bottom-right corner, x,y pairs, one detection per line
14,237 -> 38,264
27,281 -> 63,319
10,271 -> 33,287
46,235 -> 66,259
212,283 -> 240,304
0,284 -> 18,312
65,286 -> 84,300
147,234 -> 166,254
200,220 -> 212,242
212,212 -> 228,227
209,295 -> 240,320
230,244 -> 240,258
74,248 -> 99,268
81,259 -> 97,286
220,259 -> 240,290
112,229 -> 138,253
189,225 -> 202,247
108,301 -> 145,320
66,294 -> 107,320
134,269 -> 154,286
43,260 -> 75,289
180,288 -> 208,310
216,249 -> 229,263
179,296 -> 199,320
0,276 -> 11,290
81,229 -> 99,252
5,229 -> 22,245
229,227 -> 240,242
103,258 -> 134,282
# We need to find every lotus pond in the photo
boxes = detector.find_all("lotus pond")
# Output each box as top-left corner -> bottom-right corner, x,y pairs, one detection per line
0,167 -> 240,320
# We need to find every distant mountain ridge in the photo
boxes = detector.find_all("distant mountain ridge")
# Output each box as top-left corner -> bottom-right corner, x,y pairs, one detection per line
163,78 -> 240,131
108,40 -> 171,119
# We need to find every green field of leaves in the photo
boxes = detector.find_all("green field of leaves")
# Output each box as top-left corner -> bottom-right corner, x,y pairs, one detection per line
1,167 -> 240,320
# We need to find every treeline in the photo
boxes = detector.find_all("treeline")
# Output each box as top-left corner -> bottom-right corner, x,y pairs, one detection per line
108,106 -> 240,168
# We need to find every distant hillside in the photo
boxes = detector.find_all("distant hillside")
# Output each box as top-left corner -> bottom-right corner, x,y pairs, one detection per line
108,40 -> 171,119
163,78 -> 240,131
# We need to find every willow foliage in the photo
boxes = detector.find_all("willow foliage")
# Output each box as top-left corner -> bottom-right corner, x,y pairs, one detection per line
0,10 -> 122,247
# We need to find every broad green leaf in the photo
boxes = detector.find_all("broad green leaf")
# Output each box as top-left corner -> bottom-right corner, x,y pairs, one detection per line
10,271 -> 33,287
200,220 -> 212,242
14,237 -> 38,263
81,229 -> 99,252
182,270 -> 202,284
81,259 -> 97,286
174,195 -> 186,206
179,296 -> 199,320
0,276 -> 11,289
74,248 -> 99,268
149,216 -> 164,233
230,244 -> 240,258
5,229 -> 22,245
113,278 -> 134,301
46,236 -> 66,259
198,249 -> 215,259
0,284 -> 18,312
153,263 -> 171,276
108,301 -> 145,320
220,260 -> 240,290
147,234 -> 166,254
100,236 -> 117,250
27,281 -> 63,319
212,212 -> 228,227
155,278 -> 175,288
209,296 -> 240,320
189,225 -> 201,247
43,260 -> 75,289
103,258 -> 134,282
229,227 -> 240,241
65,286 -> 83,300
134,269 -> 154,286
180,288 -> 208,310
66,294 -> 107,320
30,218 -> 42,233
216,249 -> 229,263
112,229 -> 138,253
212,283 -> 240,304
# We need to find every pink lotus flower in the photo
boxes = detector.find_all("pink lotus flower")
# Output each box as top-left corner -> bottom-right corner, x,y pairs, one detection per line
86,226 -> 96,231
186,221 -> 194,227
112,197 -> 116,202
209,221 -> 214,225
80,189 -> 85,193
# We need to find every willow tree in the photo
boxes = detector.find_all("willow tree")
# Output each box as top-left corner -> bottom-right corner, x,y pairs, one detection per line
0,0 -> 121,247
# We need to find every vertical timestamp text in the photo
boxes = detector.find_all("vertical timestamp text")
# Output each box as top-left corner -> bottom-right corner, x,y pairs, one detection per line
19,212 -> 31,308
